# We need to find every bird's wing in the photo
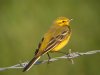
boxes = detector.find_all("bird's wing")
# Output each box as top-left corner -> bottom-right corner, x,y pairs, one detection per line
35,26 -> 70,55
43,28 -> 70,53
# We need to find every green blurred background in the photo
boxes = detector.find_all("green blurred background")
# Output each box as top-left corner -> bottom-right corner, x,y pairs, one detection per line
0,0 -> 100,75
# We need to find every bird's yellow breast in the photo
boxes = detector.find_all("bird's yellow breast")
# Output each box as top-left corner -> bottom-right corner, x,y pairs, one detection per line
51,34 -> 71,52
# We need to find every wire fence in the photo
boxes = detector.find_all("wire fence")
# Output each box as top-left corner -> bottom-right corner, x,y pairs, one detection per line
0,50 -> 100,71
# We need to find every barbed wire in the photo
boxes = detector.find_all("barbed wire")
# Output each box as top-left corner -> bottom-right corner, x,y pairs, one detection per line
0,50 -> 100,71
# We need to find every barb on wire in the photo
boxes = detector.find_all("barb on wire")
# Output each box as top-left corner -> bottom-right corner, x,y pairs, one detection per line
0,50 -> 100,71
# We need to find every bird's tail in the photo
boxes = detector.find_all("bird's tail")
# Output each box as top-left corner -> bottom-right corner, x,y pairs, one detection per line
23,56 -> 40,72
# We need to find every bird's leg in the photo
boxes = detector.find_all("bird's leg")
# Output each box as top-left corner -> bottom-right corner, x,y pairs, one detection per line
67,49 -> 74,64
47,53 -> 51,64
56,49 -> 74,64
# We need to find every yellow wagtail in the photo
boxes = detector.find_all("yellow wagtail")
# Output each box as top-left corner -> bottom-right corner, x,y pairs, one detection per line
23,17 -> 72,72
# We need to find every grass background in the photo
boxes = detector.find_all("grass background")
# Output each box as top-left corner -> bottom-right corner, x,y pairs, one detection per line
0,0 -> 100,75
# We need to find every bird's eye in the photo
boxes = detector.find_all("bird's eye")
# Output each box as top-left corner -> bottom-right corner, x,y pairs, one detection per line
62,21 -> 65,23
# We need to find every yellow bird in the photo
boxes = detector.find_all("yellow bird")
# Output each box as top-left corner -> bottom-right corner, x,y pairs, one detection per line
23,17 -> 72,72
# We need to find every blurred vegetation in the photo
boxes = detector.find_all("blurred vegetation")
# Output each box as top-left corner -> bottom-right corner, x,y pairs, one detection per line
0,0 -> 100,75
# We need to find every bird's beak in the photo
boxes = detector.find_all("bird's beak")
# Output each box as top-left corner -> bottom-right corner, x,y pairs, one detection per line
70,19 -> 73,21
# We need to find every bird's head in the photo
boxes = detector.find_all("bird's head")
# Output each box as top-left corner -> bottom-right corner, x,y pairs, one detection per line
54,17 -> 72,26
